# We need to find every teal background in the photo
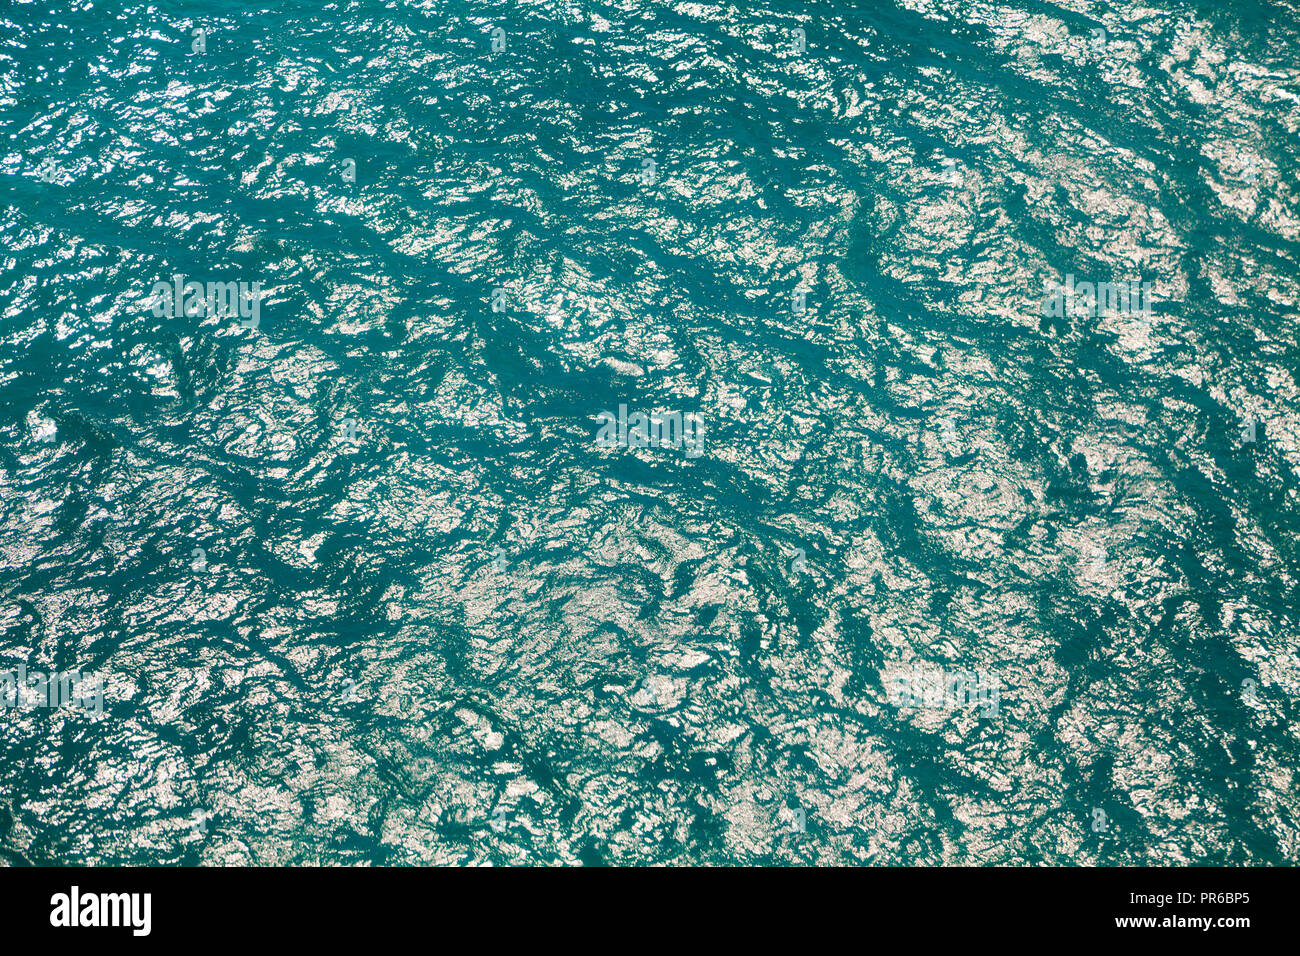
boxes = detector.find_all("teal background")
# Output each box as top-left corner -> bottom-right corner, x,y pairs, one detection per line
1,0 -> 1298,864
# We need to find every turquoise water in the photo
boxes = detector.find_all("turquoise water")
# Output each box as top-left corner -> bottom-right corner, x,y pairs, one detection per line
1,0 -> 1298,865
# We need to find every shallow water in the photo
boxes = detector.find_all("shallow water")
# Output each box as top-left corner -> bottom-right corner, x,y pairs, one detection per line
1,0 -> 1298,865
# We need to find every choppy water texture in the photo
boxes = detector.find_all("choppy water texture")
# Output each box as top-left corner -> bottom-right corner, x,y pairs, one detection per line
2,0 -> 1299,866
